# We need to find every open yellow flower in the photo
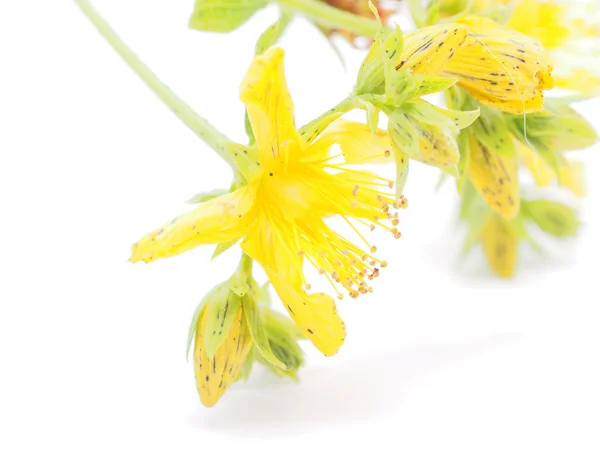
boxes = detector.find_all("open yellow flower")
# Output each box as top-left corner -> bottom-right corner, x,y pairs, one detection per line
130,47 -> 403,356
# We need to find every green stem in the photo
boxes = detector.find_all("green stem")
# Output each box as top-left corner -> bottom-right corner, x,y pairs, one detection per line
299,95 -> 359,136
238,252 -> 254,280
74,0 -> 238,169
276,0 -> 380,38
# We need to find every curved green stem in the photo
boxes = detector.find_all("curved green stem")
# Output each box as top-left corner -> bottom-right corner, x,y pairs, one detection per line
299,95 -> 360,136
276,0 -> 380,38
74,0 -> 238,169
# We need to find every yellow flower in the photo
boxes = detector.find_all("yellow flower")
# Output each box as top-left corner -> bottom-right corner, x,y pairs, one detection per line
130,47 -> 403,357
396,19 -> 554,114
481,214 -> 518,278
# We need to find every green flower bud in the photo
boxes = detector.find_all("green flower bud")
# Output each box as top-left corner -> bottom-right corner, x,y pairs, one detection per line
258,308 -> 305,380
386,99 -> 478,169
508,100 -> 598,152
188,279 -> 252,407
523,199 -> 580,238
355,25 -> 404,95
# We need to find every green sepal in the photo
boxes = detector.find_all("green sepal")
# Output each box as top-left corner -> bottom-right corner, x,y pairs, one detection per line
507,101 -> 598,152
241,291 -> 286,370
223,142 -> 261,181
402,98 -> 479,133
459,179 -> 492,254
186,283 -> 225,360
186,188 -> 228,204
255,10 -> 293,55
387,109 -> 420,161
385,69 -> 422,106
415,76 -> 459,98
237,345 -> 255,382
244,110 -> 255,146
189,0 -> 268,32
470,105 -> 514,156
256,308 -> 305,380
203,290 -> 242,358
406,0 -> 429,28
522,199 -> 580,238
358,99 -> 381,134
211,239 -> 240,260
355,24 -> 403,96
445,85 -> 469,111
256,281 -> 273,306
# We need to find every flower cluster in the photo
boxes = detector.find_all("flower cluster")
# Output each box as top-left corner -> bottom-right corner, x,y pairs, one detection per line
75,0 -> 598,407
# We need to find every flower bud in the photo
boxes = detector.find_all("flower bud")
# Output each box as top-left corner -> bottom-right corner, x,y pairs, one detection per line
523,199 -> 580,238
192,281 -> 252,407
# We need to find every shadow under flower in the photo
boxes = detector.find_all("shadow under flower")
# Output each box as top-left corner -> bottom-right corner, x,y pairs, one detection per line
187,333 -> 523,437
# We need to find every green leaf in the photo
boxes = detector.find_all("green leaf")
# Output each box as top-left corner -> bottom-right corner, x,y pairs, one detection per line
241,292 -> 286,369
203,291 -> 242,357
186,188 -> 228,204
255,11 -> 292,55
211,239 -> 240,260
189,0 -> 268,32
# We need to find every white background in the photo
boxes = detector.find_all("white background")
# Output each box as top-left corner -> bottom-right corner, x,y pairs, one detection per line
1,1 -> 599,449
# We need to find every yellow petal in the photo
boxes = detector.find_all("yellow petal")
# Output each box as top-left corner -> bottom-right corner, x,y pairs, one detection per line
507,0 -> 569,50
482,215 -> 518,278
468,135 -> 520,218
194,304 -> 252,407
445,17 -> 554,114
239,47 -> 302,166
241,213 -> 345,356
554,70 -> 600,95
398,24 -> 469,75
130,184 -> 256,263
558,161 -> 586,197
310,119 -> 393,164
516,142 -> 555,187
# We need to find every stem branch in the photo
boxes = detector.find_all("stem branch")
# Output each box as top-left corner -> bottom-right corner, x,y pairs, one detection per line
75,0 -> 237,168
